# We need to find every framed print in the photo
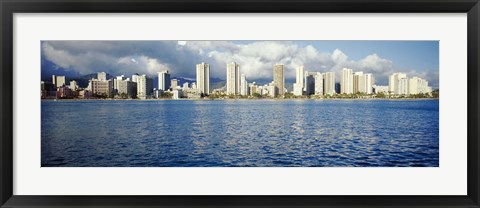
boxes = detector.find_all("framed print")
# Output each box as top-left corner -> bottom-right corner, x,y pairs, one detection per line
1,0 -> 479,207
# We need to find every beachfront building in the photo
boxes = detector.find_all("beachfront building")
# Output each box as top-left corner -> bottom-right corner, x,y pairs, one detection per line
90,72 -> 113,97
358,73 -> 373,94
341,68 -> 354,94
409,76 -> 432,95
226,62 -> 241,95
273,64 -> 285,96
135,74 -> 153,99
324,71 -> 336,95
240,74 -> 248,96
314,73 -> 324,96
267,84 -> 277,98
158,70 -> 171,91
117,79 -> 137,98
353,72 -> 363,93
249,82 -> 257,96
293,66 -> 305,96
389,73 -> 407,95
196,62 -> 210,96
114,75 -> 125,94
373,85 -> 389,94
305,72 -> 316,96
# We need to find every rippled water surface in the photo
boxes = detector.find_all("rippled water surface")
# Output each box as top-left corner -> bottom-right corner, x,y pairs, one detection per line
41,99 -> 439,167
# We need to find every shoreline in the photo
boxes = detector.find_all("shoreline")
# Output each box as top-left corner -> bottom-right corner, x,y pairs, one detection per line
41,97 -> 439,101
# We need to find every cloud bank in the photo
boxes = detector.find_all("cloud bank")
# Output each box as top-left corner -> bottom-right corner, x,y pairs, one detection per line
41,40 -> 439,87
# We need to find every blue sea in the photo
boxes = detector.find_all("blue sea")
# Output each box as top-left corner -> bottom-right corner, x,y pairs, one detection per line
41,99 -> 439,167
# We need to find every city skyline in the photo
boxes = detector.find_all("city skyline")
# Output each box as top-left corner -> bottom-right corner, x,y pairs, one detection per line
42,61 -> 434,100
41,40 -> 439,88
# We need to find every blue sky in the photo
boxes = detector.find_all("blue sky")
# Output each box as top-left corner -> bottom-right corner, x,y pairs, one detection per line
41,40 -> 439,88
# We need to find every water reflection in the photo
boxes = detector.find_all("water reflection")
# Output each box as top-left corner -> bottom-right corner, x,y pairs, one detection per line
42,99 -> 439,167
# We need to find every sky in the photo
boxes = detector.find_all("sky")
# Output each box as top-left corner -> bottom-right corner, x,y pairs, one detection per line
41,40 -> 439,88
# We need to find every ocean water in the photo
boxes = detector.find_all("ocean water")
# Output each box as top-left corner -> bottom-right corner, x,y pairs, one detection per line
41,99 -> 439,167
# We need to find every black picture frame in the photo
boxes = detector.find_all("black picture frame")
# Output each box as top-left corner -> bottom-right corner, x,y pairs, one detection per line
1,0 -> 479,207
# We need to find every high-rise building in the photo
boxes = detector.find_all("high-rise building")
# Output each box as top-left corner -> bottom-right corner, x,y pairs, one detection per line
362,73 -> 374,94
267,84 -> 277,98
196,62 -> 210,95
52,75 -> 66,88
304,72 -> 316,95
356,73 -> 373,94
314,73 -> 324,95
353,71 -> 364,93
389,73 -> 407,94
240,74 -> 248,96
226,62 -> 241,95
293,83 -> 303,96
273,64 -> 285,96
158,70 -> 171,91
117,79 -> 137,98
341,68 -> 354,94
305,75 -> 315,95
135,75 -> 153,99
293,66 -> 305,96
399,77 -> 409,95
90,78 -> 113,97
408,76 -> 432,94
249,83 -> 257,96
183,82 -> 189,90
296,66 -> 305,87
324,72 -> 336,95
114,75 -> 125,94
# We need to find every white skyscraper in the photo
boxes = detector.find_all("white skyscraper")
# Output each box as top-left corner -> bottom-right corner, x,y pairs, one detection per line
409,76 -> 432,94
389,73 -> 407,94
399,77 -> 409,95
137,75 -> 147,99
358,73 -> 373,94
158,70 -> 171,91
196,62 -> 210,95
324,71 -> 336,95
136,74 -> 153,99
314,73 -> 324,95
240,74 -> 248,96
226,62 -> 241,95
353,71 -> 364,93
293,66 -> 305,96
341,68 -> 354,94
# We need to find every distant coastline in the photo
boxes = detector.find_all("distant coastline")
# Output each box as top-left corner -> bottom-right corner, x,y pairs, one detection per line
41,97 -> 439,101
